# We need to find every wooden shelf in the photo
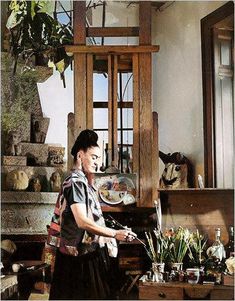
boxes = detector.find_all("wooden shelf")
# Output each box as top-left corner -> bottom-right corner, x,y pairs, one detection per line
159,188 -> 234,194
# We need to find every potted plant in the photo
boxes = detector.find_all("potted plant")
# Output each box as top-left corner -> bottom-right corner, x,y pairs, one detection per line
187,229 -> 208,268
145,228 -> 169,274
6,0 -> 73,86
167,227 -> 191,271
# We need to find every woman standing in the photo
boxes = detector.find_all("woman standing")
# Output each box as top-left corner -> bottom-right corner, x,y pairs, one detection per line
49,129 -> 136,300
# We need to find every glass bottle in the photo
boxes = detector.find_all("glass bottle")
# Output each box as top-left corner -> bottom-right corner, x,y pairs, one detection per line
207,228 -> 226,261
225,226 -> 234,258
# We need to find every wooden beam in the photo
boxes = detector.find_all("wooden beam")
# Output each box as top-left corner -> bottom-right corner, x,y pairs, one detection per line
87,27 -> 139,37
113,55 -> 118,167
74,53 -> 87,137
132,53 -> 140,202
152,111 -> 159,201
73,1 -> 87,139
139,53 -> 153,207
86,54 -> 93,129
139,1 -> 152,45
108,55 -> 113,167
73,1 -> 86,44
65,45 -> 159,54
93,102 -> 133,108
67,113 -> 75,171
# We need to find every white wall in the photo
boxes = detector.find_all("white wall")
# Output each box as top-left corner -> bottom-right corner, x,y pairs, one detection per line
37,67 -> 74,162
152,1 -> 225,183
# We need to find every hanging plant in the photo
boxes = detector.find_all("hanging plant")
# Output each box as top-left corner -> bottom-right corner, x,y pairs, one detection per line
6,0 -> 73,86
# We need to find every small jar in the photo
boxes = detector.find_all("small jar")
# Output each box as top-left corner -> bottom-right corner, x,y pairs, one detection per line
186,268 -> 200,284
179,271 -> 185,282
199,266 -> 205,284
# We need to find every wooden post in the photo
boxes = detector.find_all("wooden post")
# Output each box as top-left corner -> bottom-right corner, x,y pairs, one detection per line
113,55 -> 118,167
86,54 -> 93,129
132,53 -> 140,202
138,1 -> 153,207
73,1 -> 87,138
139,53 -> 152,206
67,113 -> 75,171
139,1 -> 152,45
152,111 -> 159,202
108,55 -> 113,167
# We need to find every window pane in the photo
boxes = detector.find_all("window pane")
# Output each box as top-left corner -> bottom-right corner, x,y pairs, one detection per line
118,130 -> 133,145
221,40 -> 231,65
93,74 -> 108,101
118,73 -> 133,102
93,108 -> 108,129
117,130 -> 133,173
118,108 -> 133,128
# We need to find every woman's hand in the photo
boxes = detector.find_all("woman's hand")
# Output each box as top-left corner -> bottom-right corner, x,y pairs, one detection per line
114,229 -> 137,242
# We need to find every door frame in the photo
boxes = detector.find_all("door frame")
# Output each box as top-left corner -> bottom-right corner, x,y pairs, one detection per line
201,1 -> 234,187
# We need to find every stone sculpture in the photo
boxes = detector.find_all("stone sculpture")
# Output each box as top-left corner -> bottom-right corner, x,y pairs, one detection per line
32,177 -> 42,192
6,170 -> 29,191
32,117 -> 50,144
50,171 -> 62,192
5,131 -> 22,156
48,146 -> 65,166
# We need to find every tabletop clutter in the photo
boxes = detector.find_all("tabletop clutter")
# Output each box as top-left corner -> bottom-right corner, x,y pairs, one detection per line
141,225 -> 234,285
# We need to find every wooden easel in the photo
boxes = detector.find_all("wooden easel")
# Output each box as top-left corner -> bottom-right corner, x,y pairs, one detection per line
67,1 -> 159,207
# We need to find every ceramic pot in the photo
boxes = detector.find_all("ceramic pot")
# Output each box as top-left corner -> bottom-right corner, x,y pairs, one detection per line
186,268 -> 200,284
171,262 -> 183,271
152,262 -> 165,273
152,262 -> 165,282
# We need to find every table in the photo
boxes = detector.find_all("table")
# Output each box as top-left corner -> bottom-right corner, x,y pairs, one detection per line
120,270 -> 143,295
2,261 -> 51,300
139,279 -> 234,300
1,275 -> 18,300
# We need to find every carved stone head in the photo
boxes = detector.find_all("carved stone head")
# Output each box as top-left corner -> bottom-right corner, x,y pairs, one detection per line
5,131 -> 22,156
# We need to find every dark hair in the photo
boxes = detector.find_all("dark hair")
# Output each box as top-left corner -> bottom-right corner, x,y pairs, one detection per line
71,129 -> 99,157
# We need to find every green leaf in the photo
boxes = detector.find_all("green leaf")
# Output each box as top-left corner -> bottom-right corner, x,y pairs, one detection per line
31,0 -> 36,19
55,59 -> 65,74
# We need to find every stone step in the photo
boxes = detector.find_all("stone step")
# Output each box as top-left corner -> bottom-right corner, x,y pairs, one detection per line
18,143 -> 65,167
2,156 -> 27,166
1,191 -> 58,204
1,202 -> 54,235
20,142 -> 49,166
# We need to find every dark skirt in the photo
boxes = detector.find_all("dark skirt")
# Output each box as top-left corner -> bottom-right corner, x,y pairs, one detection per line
49,246 -> 112,300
